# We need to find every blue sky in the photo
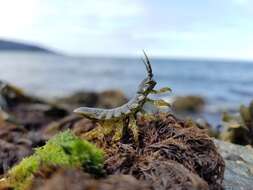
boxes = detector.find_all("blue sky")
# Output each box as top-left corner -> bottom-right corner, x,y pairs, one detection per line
0,0 -> 253,59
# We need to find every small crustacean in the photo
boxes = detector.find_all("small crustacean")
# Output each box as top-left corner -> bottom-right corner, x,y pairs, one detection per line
74,51 -> 171,141
74,51 -> 170,120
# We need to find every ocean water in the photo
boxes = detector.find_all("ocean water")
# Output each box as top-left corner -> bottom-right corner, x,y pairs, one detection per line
0,52 -> 253,124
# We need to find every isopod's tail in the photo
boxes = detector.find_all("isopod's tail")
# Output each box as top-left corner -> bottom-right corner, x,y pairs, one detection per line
142,50 -> 153,80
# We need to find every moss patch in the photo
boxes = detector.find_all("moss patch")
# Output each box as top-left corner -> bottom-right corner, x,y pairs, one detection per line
6,130 -> 104,190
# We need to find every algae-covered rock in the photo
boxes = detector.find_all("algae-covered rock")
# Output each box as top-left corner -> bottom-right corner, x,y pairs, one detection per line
215,139 -> 253,190
3,131 -> 104,190
172,95 -> 205,113
220,100 -> 253,145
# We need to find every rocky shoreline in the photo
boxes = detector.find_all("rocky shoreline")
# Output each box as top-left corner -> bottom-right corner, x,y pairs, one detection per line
1,82 -> 253,190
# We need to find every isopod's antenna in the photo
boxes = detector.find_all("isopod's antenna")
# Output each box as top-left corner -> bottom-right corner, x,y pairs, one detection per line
142,50 -> 153,80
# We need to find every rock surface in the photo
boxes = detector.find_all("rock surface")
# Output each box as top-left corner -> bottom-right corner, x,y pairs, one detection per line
2,82 -> 253,190
54,90 -> 128,111
214,139 -> 253,190
30,166 -> 151,190
172,95 -> 205,113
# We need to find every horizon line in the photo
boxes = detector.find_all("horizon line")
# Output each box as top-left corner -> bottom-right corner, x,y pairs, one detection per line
1,37 -> 253,63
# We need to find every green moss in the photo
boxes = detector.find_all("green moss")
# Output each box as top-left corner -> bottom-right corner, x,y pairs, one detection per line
7,130 -> 104,190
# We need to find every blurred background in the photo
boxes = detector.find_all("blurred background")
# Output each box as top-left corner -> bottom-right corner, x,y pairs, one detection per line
0,0 -> 253,125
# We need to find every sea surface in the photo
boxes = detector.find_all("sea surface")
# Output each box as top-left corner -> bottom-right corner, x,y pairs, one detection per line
0,51 -> 253,125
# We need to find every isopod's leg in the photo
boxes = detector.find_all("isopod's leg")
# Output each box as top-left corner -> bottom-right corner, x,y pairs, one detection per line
146,98 -> 171,108
120,116 -> 132,144
142,99 -> 160,114
81,120 -> 103,140
129,114 -> 139,143
132,110 -> 138,120
150,87 -> 172,94
81,120 -> 114,142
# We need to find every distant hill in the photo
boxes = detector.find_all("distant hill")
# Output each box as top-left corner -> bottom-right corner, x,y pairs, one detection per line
0,39 -> 54,53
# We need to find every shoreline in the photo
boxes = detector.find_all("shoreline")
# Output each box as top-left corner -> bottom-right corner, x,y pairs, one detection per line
1,81 -> 253,190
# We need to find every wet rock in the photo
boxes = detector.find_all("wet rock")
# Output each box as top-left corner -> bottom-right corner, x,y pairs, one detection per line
138,161 -> 209,190
30,166 -> 151,190
9,103 -> 68,130
0,82 -> 43,108
172,95 -> 205,113
0,121 -> 45,175
42,115 -> 96,139
214,139 -> 253,190
97,90 -> 128,109
186,118 -> 219,138
0,81 -> 69,130
55,91 -> 99,108
54,90 -> 128,111
220,100 -> 253,145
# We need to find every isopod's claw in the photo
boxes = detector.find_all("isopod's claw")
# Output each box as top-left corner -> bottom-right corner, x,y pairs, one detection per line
150,87 -> 172,95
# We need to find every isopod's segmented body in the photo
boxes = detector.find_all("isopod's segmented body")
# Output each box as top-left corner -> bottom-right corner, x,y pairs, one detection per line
74,52 -> 157,121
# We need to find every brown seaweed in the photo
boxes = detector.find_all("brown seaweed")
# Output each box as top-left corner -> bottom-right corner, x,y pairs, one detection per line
94,113 -> 225,190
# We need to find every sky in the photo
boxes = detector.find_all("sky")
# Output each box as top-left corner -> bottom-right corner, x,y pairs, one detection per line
0,0 -> 253,59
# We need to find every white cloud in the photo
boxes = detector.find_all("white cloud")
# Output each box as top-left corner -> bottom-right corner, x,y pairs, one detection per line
0,0 -> 253,60
232,0 -> 250,5
0,0 -> 39,38
81,0 -> 144,18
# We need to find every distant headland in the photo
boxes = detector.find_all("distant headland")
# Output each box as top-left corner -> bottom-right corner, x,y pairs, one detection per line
0,39 -> 55,53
